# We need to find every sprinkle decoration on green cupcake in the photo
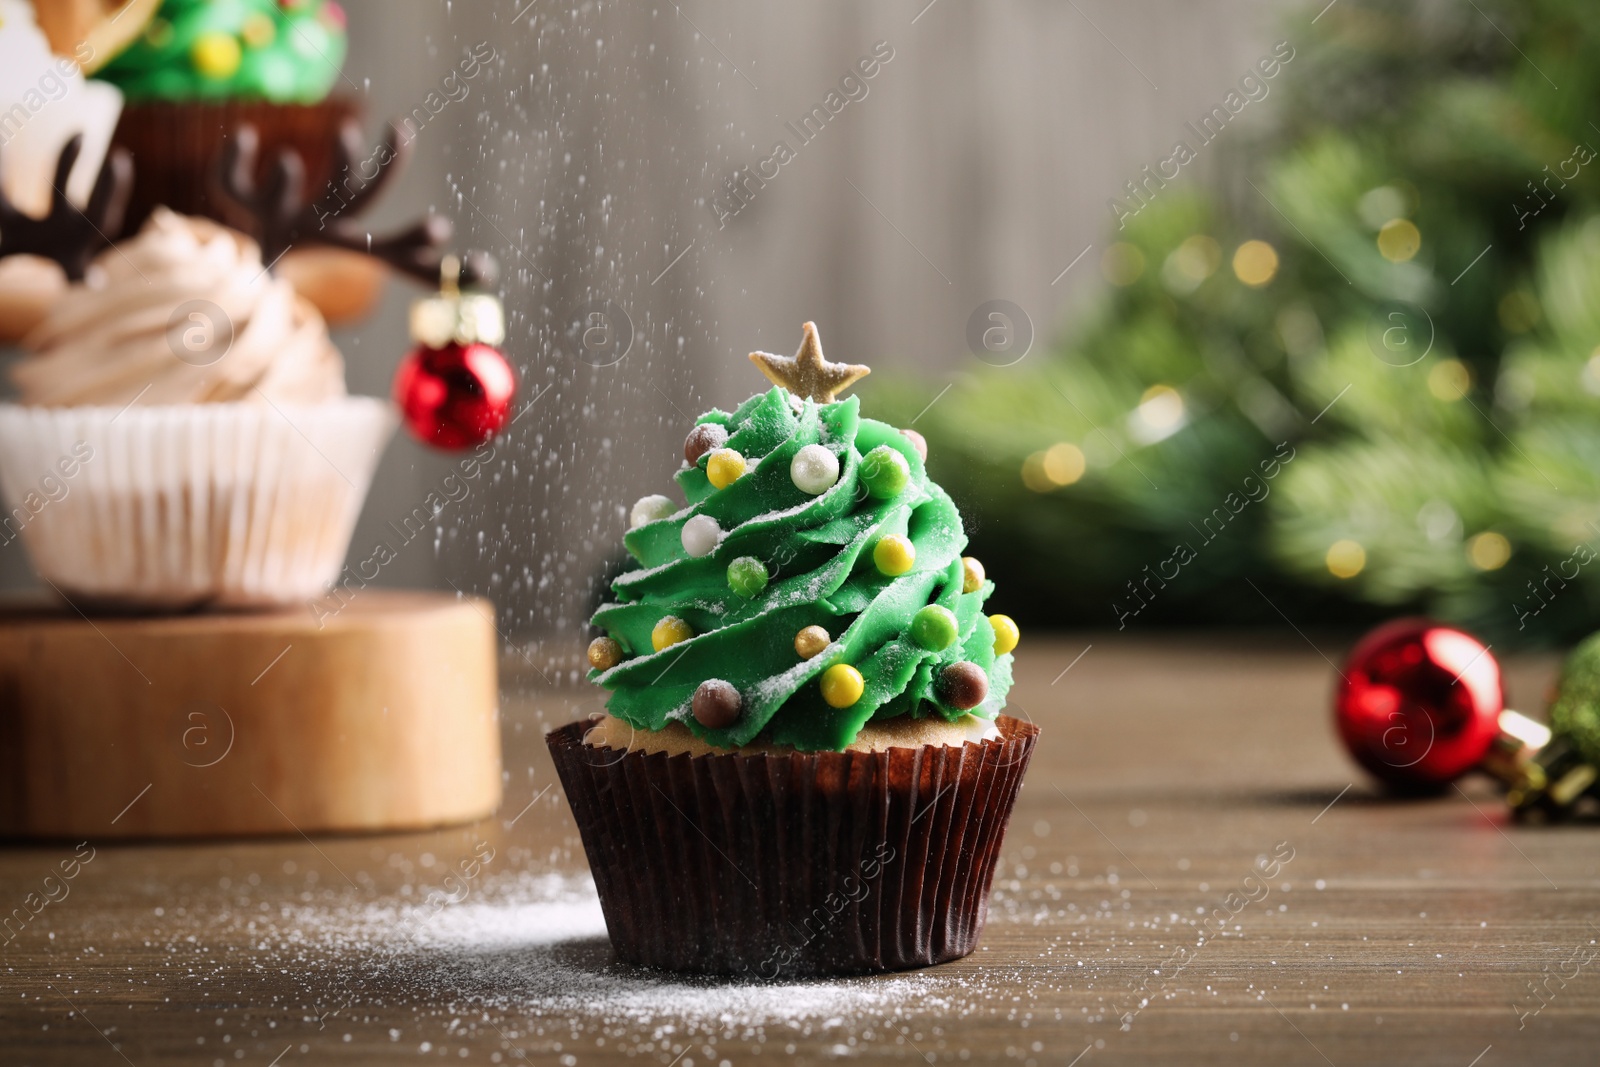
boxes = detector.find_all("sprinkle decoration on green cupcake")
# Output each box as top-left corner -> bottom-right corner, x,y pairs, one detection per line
586,322 -> 1019,752
95,0 -> 347,104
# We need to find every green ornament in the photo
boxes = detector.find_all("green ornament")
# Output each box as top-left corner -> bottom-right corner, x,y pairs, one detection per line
727,556 -> 769,598
860,445 -> 910,499
909,604 -> 959,651
1550,632 -> 1600,766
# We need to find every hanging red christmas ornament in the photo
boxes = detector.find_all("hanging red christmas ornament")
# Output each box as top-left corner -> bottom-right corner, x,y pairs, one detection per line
394,254 -> 516,451
1334,618 -> 1547,793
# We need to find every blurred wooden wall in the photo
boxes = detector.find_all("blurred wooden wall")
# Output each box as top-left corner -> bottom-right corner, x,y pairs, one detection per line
0,0 -> 1301,637
407,0 -> 1298,641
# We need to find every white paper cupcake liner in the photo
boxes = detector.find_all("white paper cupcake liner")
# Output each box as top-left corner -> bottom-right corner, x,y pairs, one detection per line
0,398 -> 395,609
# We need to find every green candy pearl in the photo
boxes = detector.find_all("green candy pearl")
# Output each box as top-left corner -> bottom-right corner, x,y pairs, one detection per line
909,604 -> 959,651
727,556 -> 769,598
860,445 -> 910,499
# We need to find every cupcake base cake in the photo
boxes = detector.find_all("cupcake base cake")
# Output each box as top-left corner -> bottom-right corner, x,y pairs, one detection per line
0,209 -> 393,609
549,323 -> 1035,976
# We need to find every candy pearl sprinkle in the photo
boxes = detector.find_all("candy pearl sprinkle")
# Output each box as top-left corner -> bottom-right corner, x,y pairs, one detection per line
706,448 -> 746,489
860,445 -> 910,500
630,494 -> 676,529
820,663 -> 865,709
684,422 -> 728,465
681,514 -> 722,558
961,556 -> 986,594
794,625 -> 830,659
652,616 -> 693,652
990,613 -> 1020,655
936,661 -> 989,710
910,605 -> 959,651
587,636 -> 623,671
790,443 -> 840,495
692,679 -> 742,729
873,534 -> 916,576
727,556 -> 768,598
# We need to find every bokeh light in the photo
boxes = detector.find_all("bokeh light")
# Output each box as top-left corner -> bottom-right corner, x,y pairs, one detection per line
1023,442 -> 1088,490
1377,218 -> 1421,262
1232,240 -> 1279,287
1137,384 -> 1184,430
1042,442 -> 1086,486
1102,242 -> 1146,286
1162,235 -> 1222,294
1326,540 -> 1367,579
1427,359 -> 1471,401
1021,452 -> 1053,492
1466,531 -> 1511,571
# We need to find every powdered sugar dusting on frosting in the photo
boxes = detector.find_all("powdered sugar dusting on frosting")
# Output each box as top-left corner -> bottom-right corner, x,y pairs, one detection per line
749,640 -> 841,707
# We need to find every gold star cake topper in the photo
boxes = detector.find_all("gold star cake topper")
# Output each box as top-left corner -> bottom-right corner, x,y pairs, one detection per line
748,321 -> 871,403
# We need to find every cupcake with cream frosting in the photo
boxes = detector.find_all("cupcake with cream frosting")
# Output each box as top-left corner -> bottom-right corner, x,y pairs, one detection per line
0,207 -> 393,608
15,208 -> 343,406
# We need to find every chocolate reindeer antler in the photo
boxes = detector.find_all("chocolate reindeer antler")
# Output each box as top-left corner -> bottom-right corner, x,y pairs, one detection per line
213,119 -> 496,289
0,135 -> 132,280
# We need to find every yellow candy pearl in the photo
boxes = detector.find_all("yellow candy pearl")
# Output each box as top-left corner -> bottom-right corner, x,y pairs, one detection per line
961,556 -> 985,594
706,448 -> 746,489
989,614 -> 1019,655
873,534 -> 916,576
794,625 -> 830,660
820,663 -> 865,708
651,615 -> 693,652
192,31 -> 243,79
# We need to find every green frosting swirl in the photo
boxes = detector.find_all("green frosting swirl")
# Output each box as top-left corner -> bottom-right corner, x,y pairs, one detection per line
96,0 -> 347,104
590,387 -> 1014,752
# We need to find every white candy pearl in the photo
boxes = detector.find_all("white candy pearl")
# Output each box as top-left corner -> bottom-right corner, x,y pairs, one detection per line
681,514 -> 722,558
790,444 -> 840,495
630,494 -> 676,529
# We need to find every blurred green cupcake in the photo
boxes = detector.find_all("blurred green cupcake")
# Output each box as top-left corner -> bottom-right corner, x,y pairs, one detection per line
92,0 -> 375,322
97,0 -> 347,103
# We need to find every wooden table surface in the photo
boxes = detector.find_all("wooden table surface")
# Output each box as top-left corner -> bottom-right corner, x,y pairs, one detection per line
2,634 -> 1596,1066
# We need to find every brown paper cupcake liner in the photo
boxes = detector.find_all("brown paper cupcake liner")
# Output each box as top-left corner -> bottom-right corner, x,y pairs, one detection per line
109,99 -> 360,235
546,713 -> 1038,977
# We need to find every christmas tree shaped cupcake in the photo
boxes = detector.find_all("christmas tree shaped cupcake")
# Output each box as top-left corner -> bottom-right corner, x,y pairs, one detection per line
547,323 -> 1038,977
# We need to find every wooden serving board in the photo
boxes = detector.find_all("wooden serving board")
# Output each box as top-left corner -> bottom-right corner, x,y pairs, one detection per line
0,590 -> 501,839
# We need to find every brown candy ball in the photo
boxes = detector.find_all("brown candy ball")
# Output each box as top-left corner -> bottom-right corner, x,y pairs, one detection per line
587,636 -> 623,671
684,423 -> 729,465
794,625 -> 831,660
901,428 -> 928,463
692,678 -> 743,729
936,661 -> 989,710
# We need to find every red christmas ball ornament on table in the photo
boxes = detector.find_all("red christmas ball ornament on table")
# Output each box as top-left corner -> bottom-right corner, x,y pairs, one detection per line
1335,618 -> 1547,793
393,254 -> 516,450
